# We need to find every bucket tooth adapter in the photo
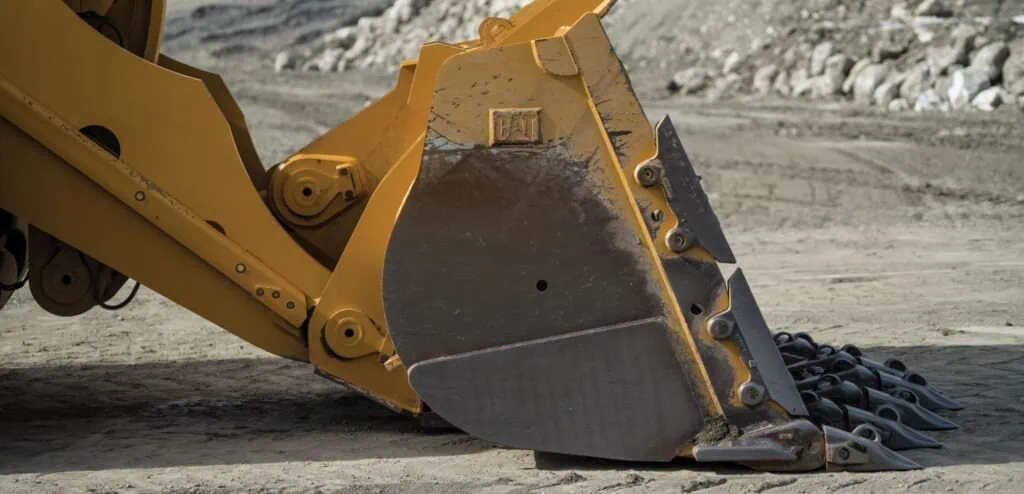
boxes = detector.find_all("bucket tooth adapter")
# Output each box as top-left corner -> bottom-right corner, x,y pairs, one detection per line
0,0 -> 959,472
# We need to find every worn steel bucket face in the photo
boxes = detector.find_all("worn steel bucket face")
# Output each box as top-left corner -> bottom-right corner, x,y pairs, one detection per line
382,13 -> 953,471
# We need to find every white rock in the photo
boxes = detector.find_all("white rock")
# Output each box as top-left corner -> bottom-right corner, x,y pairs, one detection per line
972,86 -> 1008,112
773,70 -> 792,96
888,98 -> 911,112
891,2 -> 912,20
306,48 -> 344,73
843,59 -> 873,94
708,73 -> 742,101
886,69 -> 909,87
927,26 -> 975,76
357,16 -> 381,33
824,54 -> 855,82
951,24 -> 978,59
810,41 -> 835,76
391,0 -> 428,24
668,67 -> 710,94
931,76 -> 951,101
927,46 -> 957,77
1002,42 -> 1024,96
343,35 -> 371,61
914,26 -> 936,44
793,75 -> 840,100
380,11 -> 400,34
754,65 -> 780,95
790,68 -> 809,89
874,80 -> 901,107
273,51 -> 296,72
914,89 -> 947,111
814,76 -> 841,98
947,67 -> 991,110
324,26 -> 358,50
899,62 -> 932,102
873,40 -> 903,63
853,64 -> 892,104
792,77 -> 817,98
970,41 -> 1010,81
723,51 -> 743,75
782,46 -> 801,68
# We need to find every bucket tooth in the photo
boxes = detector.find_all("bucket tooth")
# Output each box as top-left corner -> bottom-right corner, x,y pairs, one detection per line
864,387 -> 959,431
823,426 -> 921,472
812,376 -> 866,406
878,372 -> 964,412
845,405 -> 942,450
803,391 -> 846,430
842,344 -> 912,378
692,420 -> 826,472
777,335 -> 963,412
776,337 -> 818,360
803,374 -> 958,431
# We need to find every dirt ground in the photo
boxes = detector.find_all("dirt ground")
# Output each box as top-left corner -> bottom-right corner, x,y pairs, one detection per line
4,7 -> 1024,492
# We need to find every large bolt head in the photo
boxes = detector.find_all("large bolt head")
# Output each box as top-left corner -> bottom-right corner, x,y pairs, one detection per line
634,162 -> 664,187
738,381 -> 767,407
665,227 -> 694,253
836,446 -> 850,461
708,317 -> 734,340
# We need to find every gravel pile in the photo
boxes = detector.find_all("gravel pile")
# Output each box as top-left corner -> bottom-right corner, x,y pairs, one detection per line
180,0 -> 1024,113
276,0 -> 529,73
662,0 -> 1024,112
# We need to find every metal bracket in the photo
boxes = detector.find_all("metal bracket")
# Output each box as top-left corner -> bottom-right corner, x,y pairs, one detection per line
639,116 -> 736,263
321,308 -> 388,360
709,269 -> 808,417
269,154 -> 365,228
0,75 -> 310,327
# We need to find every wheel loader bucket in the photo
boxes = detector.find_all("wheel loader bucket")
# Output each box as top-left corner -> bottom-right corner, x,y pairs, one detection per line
0,0 -> 959,474
378,8 -> 958,471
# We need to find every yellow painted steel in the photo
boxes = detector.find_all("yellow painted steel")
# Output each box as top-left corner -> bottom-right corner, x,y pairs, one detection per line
0,2 -> 330,297
157,55 -> 268,191
0,0 -> 759,427
62,0 -> 166,62
0,76 -> 309,326
0,1 -> 320,359
0,114 -> 311,360
295,1 -> 626,412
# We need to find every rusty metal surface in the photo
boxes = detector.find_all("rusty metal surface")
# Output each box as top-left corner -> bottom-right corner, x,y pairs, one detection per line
407,319 -> 705,462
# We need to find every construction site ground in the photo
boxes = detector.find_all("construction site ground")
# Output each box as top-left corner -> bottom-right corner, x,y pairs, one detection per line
2,61 -> 1023,492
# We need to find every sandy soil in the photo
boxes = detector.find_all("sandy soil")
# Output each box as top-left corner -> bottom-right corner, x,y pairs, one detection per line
4,4 -> 1024,492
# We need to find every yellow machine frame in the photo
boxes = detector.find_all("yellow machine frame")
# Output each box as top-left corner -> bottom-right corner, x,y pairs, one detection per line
0,0 -> 652,415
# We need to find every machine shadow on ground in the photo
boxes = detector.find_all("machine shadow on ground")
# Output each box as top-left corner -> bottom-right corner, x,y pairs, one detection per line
0,344 -> 1020,474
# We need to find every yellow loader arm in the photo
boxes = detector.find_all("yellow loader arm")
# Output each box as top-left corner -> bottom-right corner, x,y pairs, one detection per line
0,0 -> 960,471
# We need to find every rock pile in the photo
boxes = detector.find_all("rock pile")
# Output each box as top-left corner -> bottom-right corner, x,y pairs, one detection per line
263,0 -> 1024,114
276,0 -> 529,73
665,0 -> 1024,112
